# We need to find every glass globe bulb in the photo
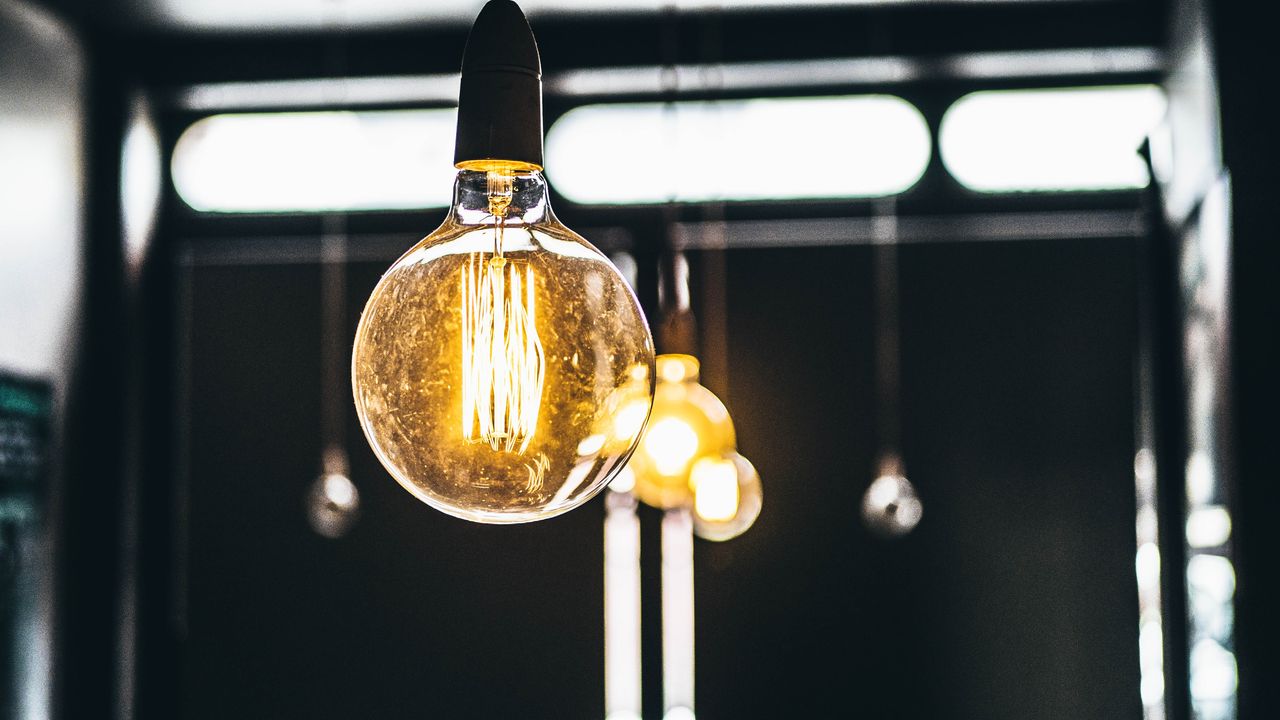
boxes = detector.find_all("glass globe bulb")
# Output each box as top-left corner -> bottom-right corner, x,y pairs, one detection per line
352,165 -> 655,523
629,355 -> 736,510
861,472 -> 922,537
307,472 -> 361,539
691,452 -> 762,542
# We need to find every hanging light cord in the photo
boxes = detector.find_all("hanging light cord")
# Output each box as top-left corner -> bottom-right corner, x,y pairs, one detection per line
872,197 -> 904,472
319,0 -> 351,477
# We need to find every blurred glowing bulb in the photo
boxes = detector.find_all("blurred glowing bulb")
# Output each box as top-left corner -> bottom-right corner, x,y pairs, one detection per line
625,354 -> 764,539
658,356 -> 694,383
862,470 -> 922,537
692,453 -> 762,542
645,419 -> 701,476
307,472 -> 361,539
628,355 -> 736,510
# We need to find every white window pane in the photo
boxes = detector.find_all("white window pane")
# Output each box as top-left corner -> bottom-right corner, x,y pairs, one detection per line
172,109 -> 457,212
545,96 -> 930,205
940,85 -> 1166,193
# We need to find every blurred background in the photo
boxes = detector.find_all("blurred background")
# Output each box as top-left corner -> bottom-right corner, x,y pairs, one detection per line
1,0 -> 1276,718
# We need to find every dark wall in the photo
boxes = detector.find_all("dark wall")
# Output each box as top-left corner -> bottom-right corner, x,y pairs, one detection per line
176,234 -> 1140,719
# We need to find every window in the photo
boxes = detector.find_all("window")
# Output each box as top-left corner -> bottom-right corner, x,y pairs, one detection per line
544,95 -> 931,205
939,85 -> 1166,192
172,109 -> 457,213
172,86 -> 1164,213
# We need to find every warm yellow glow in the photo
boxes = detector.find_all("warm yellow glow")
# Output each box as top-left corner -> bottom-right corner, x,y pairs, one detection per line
691,457 -> 739,522
460,254 -> 545,453
628,354 -> 736,510
351,164 -> 655,523
643,418 -> 700,476
657,354 -> 699,384
690,452 -> 762,542
625,358 -> 762,538
585,378 -> 653,460
612,401 -> 651,445
455,158 -> 543,173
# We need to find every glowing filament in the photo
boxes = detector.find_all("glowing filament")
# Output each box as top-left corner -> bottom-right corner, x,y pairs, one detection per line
461,253 -> 545,453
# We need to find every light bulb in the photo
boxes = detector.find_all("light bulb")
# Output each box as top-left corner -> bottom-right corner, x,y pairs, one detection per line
307,472 -> 361,539
691,452 -> 763,542
353,165 -> 653,523
629,355 -> 736,510
861,471 -> 922,537
351,1 -> 654,523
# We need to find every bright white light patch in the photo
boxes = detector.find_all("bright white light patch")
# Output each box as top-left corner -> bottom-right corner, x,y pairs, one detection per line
577,434 -> 607,456
1190,639 -> 1238,701
144,0 -> 1051,32
609,465 -> 636,494
1135,542 -> 1161,592
643,419 -> 700,476
121,97 -> 161,274
172,109 -> 457,212
546,95 -> 931,204
1187,554 -> 1236,605
1186,506 -> 1232,548
612,401 -> 651,445
940,85 -> 1165,192
604,494 -> 642,720
1185,450 -> 1216,505
1139,619 -> 1165,706
691,457 -> 740,522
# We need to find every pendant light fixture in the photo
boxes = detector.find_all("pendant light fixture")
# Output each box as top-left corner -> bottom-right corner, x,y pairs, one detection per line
307,14 -> 360,540
309,217 -> 361,538
625,27 -> 762,540
861,199 -> 922,537
628,254 -> 762,540
351,0 -> 655,524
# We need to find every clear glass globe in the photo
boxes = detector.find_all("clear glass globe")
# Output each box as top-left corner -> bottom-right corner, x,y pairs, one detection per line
629,355 -> 736,510
352,166 -> 655,523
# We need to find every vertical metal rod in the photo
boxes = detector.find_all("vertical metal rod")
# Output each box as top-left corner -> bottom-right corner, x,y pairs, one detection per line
662,507 -> 695,719
604,491 -> 643,720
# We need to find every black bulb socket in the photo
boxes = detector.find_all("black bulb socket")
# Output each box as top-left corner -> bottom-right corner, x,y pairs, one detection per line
453,0 -> 544,170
